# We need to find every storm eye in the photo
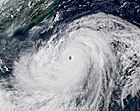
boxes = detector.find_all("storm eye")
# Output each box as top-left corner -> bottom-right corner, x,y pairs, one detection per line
69,56 -> 72,60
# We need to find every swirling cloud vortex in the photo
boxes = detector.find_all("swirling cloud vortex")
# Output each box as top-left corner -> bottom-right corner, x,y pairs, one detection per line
1,13 -> 140,111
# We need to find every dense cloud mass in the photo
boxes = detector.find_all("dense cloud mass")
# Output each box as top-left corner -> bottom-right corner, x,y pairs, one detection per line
0,13 -> 140,111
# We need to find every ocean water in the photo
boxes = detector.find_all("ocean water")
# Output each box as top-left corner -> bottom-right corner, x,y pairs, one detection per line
0,0 -> 140,111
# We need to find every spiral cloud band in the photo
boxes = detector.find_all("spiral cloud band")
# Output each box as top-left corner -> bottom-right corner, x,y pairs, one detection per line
0,13 -> 140,111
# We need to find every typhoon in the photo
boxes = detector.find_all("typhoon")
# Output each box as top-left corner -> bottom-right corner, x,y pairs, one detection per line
0,13 -> 140,111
